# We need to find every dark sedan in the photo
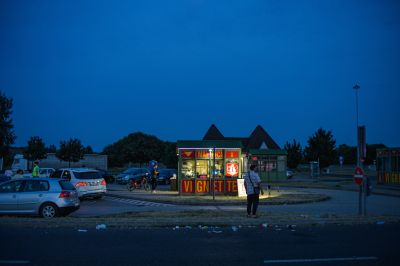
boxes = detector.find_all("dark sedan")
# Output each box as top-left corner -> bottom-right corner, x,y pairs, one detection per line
157,169 -> 177,185
116,168 -> 149,184
97,169 -> 115,184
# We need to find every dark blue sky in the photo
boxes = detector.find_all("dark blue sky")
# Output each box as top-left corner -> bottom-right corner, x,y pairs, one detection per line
1,0 -> 399,152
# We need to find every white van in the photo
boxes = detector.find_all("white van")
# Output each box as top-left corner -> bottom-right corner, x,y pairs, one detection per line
50,168 -> 107,199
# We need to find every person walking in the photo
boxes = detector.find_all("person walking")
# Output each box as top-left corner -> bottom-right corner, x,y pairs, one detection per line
244,164 -> 262,218
32,161 -> 40,177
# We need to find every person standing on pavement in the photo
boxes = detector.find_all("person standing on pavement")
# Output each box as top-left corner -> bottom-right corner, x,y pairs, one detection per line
148,160 -> 159,193
244,164 -> 262,218
32,161 -> 40,177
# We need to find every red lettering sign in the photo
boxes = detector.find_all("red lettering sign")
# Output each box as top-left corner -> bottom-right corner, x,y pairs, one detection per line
214,180 -> 224,192
196,180 -> 210,193
226,151 -> 239,158
226,162 -> 239,177
181,150 -> 194,158
226,180 -> 238,192
196,150 -> 223,159
181,180 -> 194,193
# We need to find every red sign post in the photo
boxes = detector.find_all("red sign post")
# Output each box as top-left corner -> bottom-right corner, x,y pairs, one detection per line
354,166 -> 364,185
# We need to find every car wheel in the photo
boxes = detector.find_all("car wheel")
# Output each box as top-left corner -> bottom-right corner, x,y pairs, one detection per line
40,203 -> 58,218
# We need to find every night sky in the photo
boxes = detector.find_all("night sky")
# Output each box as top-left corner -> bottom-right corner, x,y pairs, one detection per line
1,0 -> 399,152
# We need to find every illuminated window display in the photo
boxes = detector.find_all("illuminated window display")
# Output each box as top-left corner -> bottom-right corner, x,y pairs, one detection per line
181,160 -> 195,178
177,125 -> 288,195
177,142 -> 243,195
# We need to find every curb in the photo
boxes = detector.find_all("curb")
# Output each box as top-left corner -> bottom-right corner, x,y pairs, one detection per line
105,193 -> 330,206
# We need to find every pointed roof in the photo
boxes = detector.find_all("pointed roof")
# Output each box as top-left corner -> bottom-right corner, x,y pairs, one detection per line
203,124 -> 224,140
202,124 -> 281,151
246,125 -> 281,150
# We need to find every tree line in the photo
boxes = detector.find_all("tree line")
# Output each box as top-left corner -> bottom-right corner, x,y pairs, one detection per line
284,128 -> 386,170
0,91 -> 386,170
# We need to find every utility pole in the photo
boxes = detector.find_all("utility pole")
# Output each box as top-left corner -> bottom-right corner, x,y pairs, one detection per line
353,83 -> 362,215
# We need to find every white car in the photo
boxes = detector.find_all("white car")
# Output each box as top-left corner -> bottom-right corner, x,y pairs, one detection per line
49,168 -> 107,199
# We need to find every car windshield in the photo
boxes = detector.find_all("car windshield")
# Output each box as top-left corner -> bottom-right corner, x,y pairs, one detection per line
74,171 -> 101,179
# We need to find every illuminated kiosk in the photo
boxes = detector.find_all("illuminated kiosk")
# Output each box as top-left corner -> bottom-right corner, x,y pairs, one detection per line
177,125 -> 287,195
377,148 -> 400,184
177,140 -> 243,195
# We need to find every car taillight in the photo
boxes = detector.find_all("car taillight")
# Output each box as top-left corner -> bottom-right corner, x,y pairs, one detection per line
75,182 -> 88,187
101,180 -> 106,185
59,191 -> 71,198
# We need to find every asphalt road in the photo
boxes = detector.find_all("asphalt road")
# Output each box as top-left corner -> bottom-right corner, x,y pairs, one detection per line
1,224 -> 399,266
71,186 -> 400,218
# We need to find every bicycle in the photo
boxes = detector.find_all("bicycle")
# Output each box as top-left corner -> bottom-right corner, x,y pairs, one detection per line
126,176 -> 151,191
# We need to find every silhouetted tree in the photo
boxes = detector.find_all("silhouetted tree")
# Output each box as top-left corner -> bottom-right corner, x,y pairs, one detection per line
161,141 -> 178,169
337,144 -> 357,164
103,132 -> 175,168
304,128 -> 337,169
0,91 -> 16,167
56,138 -> 85,167
23,136 -> 47,169
284,139 -> 302,169
83,145 -> 93,154
365,144 -> 386,165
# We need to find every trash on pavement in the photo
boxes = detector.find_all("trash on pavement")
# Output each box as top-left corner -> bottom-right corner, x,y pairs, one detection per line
287,224 -> 296,231
208,226 -> 222,234
261,223 -> 268,228
231,226 -> 238,232
96,224 -> 107,230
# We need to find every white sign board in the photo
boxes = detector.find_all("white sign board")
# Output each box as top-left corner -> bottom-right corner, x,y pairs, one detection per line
237,179 -> 247,197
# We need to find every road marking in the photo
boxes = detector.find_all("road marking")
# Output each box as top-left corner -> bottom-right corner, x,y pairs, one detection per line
0,260 -> 30,264
264,257 -> 378,264
104,196 -> 173,207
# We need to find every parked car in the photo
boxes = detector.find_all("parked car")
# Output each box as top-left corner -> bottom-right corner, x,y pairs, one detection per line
157,169 -> 177,185
0,178 -> 80,218
97,169 -> 115,184
0,174 -> 11,183
116,168 -> 149,184
50,168 -> 107,199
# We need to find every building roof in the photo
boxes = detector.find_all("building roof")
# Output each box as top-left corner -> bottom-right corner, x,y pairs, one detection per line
202,124 -> 281,151
202,124 -> 224,140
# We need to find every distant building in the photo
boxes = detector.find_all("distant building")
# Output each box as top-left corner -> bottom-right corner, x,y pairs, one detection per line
40,153 -> 108,170
176,124 -> 287,195
377,148 -> 400,184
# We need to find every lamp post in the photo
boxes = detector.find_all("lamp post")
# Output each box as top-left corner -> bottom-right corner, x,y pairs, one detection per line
353,83 -> 363,215
353,83 -> 360,167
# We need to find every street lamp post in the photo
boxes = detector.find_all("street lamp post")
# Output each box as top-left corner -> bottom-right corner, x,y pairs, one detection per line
353,83 -> 364,215
353,83 -> 360,167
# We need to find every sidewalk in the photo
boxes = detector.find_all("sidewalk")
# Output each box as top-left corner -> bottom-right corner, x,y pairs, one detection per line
286,173 -> 400,198
105,183 -> 330,205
